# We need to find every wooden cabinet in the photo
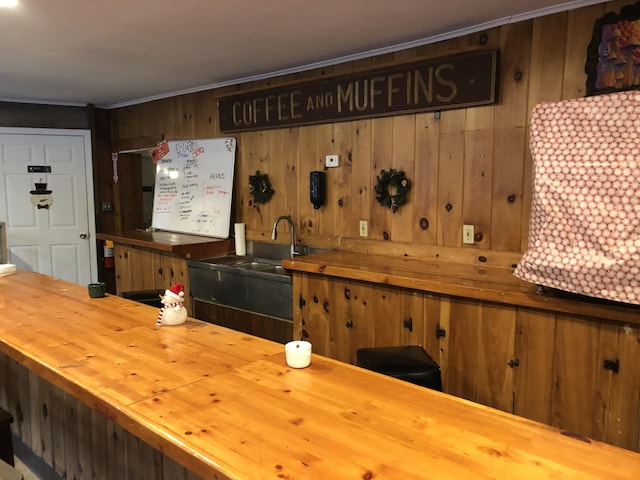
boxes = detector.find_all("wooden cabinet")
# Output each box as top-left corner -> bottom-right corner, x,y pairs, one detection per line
433,296 -> 516,412
114,244 -> 159,292
295,274 -> 373,364
426,299 -> 640,451
193,301 -> 292,344
114,244 -> 190,307
293,273 -> 424,364
546,316 -> 640,451
373,285 -> 425,348
294,274 -> 427,365
292,271 -> 640,452
99,230 -> 233,312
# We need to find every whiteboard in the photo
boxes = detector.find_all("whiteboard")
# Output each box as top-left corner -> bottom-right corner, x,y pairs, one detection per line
151,138 -> 236,238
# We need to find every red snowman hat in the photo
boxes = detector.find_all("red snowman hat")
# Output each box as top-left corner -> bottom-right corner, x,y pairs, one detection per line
165,283 -> 185,302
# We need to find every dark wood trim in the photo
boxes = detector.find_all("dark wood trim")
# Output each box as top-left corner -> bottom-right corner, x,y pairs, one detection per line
0,101 -> 90,129
112,134 -> 164,153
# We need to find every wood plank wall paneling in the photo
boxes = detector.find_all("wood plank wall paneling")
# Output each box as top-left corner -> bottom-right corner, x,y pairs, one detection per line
370,117 -> 393,241
390,115 -> 415,242
491,21 -> 531,252
0,353 -> 203,480
413,113 -> 438,244
0,102 -> 90,129
105,3 -> 620,266
298,125 -> 319,241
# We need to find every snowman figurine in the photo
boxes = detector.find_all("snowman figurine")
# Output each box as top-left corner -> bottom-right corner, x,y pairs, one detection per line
156,283 -> 187,327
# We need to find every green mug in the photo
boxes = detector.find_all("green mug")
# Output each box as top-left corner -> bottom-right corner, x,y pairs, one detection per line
87,282 -> 106,298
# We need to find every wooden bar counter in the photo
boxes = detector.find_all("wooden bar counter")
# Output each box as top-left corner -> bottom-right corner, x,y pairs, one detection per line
282,251 -> 640,325
1,271 -> 639,479
96,230 -> 234,260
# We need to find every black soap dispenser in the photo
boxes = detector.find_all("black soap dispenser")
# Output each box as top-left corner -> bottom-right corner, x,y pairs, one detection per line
310,171 -> 326,209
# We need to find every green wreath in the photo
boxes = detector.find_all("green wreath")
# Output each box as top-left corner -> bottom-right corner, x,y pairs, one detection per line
249,170 -> 274,205
374,169 -> 411,212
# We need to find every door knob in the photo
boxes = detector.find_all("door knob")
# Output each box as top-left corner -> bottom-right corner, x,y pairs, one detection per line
79,232 -> 88,239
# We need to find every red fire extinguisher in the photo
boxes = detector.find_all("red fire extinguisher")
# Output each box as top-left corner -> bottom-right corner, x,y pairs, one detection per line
103,240 -> 114,268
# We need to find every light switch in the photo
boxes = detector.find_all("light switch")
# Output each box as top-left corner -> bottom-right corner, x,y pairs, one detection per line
463,224 -> 474,244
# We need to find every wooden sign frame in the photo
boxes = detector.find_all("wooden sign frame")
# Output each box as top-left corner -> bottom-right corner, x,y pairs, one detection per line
219,49 -> 499,132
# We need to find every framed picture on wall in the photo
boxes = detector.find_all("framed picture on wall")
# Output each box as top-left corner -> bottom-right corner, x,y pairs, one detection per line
585,1 -> 640,96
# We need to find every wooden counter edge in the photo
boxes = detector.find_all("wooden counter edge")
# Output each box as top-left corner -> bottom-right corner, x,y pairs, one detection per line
283,252 -> 640,325
97,231 -> 234,260
0,338 -> 238,480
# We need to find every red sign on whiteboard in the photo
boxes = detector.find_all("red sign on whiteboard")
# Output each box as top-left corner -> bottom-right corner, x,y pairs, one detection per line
149,140 -> 169,163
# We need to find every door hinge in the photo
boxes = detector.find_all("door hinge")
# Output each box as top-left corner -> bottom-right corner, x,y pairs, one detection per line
436,324 -> 446,339
299,295 -> 306,309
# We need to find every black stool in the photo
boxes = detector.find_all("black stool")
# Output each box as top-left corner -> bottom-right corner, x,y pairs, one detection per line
0,407 -> 15,467
356,345 -> 442,391
120,289 -> 165,309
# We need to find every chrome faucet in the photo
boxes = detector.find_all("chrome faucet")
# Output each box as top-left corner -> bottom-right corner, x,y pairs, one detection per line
271,215 -> 297,257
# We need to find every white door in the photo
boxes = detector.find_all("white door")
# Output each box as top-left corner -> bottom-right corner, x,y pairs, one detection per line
0,128 -> 97,285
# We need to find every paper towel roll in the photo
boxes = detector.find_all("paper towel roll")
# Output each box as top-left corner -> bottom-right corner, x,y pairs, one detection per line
234,223 -> 246,256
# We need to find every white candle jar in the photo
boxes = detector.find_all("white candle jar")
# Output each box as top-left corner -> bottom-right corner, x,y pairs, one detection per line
285,341 -> 312,368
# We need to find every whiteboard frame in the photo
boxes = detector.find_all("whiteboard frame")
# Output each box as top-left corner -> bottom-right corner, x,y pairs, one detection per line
151,137 -> 236,238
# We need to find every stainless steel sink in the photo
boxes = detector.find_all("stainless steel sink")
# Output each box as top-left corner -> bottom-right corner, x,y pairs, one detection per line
204,255 -> 287,275
187,241 -> 329,320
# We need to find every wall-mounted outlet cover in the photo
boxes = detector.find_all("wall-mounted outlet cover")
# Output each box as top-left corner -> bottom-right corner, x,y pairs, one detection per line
325,155 -> 339,168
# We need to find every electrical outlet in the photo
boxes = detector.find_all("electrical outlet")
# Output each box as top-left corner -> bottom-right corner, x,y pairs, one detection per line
359,220 -> 368,237
463,224 -> 474,244
325,154 -> 339,168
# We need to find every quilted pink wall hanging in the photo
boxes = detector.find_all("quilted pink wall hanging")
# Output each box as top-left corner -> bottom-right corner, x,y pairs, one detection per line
514,91 -> 639,305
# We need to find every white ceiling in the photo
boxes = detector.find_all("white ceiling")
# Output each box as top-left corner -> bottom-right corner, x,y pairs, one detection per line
0,0 -> 604,108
